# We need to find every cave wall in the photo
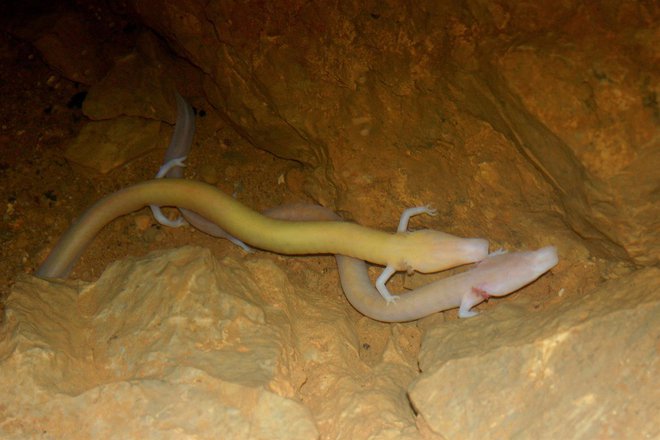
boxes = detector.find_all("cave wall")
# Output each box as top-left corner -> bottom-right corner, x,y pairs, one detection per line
1,1 -> 658,438
126,0 -> 659,265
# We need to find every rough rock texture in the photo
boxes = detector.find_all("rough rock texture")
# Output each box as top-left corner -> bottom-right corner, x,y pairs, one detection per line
0,247 -> 318,439
81,31 -> 200,124
2,248 -> 656,438
0,247 -> 432,439
12,11 -> 110,85
65,35 -> 187,173
64,115 -> 170,173
127,0 -> 659,264
409,267 -> 660,439
13,1 -> 658,264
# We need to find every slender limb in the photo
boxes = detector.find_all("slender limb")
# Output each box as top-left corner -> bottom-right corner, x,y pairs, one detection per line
373,205 -> 438,303
151,157 -> 188,227
397,205 -> 437,232
375,264 -> 398,303
458,302 -> 478,318
226,235 -> 254,253
153,156 -> 254,252
459,287 -> 489,318
156,156 -> 187,178
150,206 -> 186,227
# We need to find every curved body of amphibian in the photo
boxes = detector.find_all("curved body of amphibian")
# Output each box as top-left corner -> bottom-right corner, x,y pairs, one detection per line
37,93 -> 556,323
266,204 -> 559,322
337,246 -> 558,322
36,179 -> 488,279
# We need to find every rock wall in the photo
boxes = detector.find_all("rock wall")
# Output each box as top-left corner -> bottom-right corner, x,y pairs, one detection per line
1,248 -> 657,438
128,0 -> 659,264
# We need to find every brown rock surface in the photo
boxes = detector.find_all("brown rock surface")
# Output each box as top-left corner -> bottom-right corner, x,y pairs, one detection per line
128,0 -> 658,264
82,30 -> 192,124
3,247 -> 656,438
66,33 -> 189,174
64,116 -> 169,174
0,246 -> 437,438
409,267 -> 659,439
0,247 -> 319,439
10,11 -> 110,85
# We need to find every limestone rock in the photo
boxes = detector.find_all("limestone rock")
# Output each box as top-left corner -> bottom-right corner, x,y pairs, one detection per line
13,11 -> 109,85
408,267 -> 660,439
496,26 -> 660,266
64,32 -> 191,174
0,247 -> 318,439
83,50 -> 177,123
64,116 -> 170,174
129,0 -> 658,265
5,2 -> 658,437
0,245 -> 427,439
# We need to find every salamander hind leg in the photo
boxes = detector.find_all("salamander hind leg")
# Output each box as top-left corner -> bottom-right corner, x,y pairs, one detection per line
150,156 -> 188,227
375,264 -> 398,304
156,156 -> 187,178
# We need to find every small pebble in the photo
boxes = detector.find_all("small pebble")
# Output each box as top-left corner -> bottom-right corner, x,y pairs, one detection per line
143,227 -> 160,243
199,163 -> 220,184
134,214 -> 152,231
285,167 -> 305,193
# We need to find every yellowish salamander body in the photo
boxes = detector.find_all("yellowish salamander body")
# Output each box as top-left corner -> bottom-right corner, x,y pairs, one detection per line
36,179 -> 488,281
266,204 -> 559,322
36,93 -> 557,322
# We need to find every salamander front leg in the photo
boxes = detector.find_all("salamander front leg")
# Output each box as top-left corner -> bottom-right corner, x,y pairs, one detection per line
458,296 -> 479,318
397,205 -> 437,232
374,205 -> 438,303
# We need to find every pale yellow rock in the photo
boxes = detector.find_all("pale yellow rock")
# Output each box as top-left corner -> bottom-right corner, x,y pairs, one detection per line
0,245 -> 437,439
134,213 -> 153,231
408,267 -> 660,439
245,255 -> 423,440
83,50 -> 177,123
199,162 -> 221,184
0,247 -> 318,439
64,116 -> 169,174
